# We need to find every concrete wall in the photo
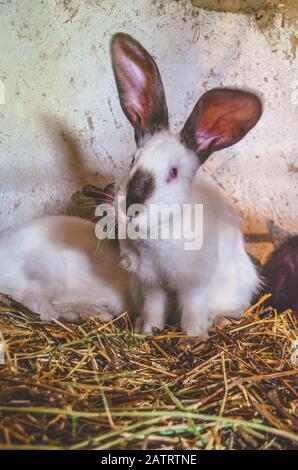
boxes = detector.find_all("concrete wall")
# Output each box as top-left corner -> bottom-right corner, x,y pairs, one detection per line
0,0 -> 298,243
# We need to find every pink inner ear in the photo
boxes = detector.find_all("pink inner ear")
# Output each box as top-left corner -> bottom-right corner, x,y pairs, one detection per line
124,58 -> 146,104
116,53 -> 148,123
197,91 -> 262,154
196,134 -> 219,152
181,89 -> 262,161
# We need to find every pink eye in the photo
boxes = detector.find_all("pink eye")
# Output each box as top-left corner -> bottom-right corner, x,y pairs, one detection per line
167,167 -> 178,182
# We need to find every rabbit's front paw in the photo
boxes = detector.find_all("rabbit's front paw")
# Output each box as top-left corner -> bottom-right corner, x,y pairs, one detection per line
120,252 -> 138,273
120,255 -> 130,271
136,288 -> 168,335
181,290 -> 210,338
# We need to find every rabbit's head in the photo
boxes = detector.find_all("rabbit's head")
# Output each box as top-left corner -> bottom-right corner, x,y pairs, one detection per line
110,33 -> 262,215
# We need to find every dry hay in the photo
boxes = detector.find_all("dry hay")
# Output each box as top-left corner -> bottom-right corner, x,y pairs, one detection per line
0,293 -> 297,450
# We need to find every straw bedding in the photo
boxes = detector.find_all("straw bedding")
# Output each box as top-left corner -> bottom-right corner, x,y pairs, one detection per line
0,293 -> 297,450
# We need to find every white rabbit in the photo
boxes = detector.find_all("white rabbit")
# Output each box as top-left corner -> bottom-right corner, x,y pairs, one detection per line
110,33 -> 262,337
0,215 -> 133,321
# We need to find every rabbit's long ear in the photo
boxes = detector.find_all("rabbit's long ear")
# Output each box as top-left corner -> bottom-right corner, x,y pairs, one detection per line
181,89 -> 262,164
110,33 -> 168,145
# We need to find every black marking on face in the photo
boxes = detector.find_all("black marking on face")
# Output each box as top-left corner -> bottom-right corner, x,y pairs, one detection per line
126,169 -> 155,211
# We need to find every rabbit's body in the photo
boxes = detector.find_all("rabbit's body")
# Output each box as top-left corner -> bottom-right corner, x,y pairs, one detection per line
116,133 -> 259,335
195,171 -> 259,327
0,216 -> 131,321
110,33 -> 262,336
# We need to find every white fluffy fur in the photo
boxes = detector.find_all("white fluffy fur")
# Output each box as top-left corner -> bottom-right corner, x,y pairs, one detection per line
115,132 -> 260,336
0,216 -> 132,321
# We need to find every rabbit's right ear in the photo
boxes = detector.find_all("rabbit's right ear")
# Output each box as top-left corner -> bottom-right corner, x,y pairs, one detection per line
110,33 -> 168,146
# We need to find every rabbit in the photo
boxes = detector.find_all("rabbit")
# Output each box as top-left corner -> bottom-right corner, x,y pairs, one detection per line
0,215 -> 134,321
109,33 -> 263,337
261,235 -> 298,313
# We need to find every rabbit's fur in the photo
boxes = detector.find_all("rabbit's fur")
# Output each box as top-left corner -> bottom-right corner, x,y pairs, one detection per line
0,216 -> 132,321
115,133 -> 259,336
110,33 -> 262,336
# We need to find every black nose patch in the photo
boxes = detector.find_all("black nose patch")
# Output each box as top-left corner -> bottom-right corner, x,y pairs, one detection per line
126,169 -> 155,211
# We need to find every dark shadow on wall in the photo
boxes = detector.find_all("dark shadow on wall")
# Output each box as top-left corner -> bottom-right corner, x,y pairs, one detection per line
42,115 -> 111,221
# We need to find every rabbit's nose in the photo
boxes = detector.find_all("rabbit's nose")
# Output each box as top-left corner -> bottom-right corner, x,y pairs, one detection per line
126,169 -> 154,213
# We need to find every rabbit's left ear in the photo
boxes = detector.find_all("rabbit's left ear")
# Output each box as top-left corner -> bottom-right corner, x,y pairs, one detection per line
180,89 -> 262,164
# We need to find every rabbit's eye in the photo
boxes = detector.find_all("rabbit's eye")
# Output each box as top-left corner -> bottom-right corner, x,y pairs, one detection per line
130,155 -> 136,167
167,167 -> 178,182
